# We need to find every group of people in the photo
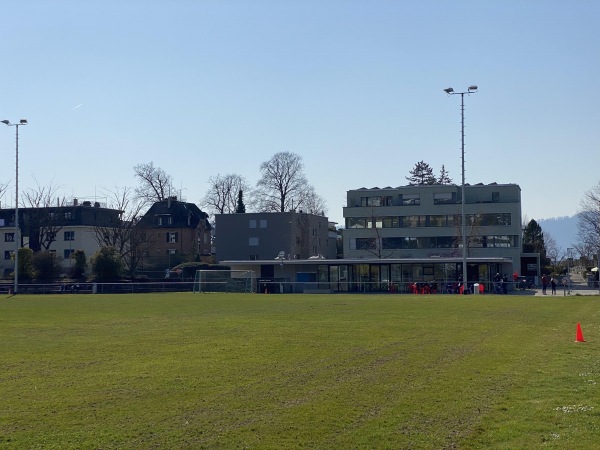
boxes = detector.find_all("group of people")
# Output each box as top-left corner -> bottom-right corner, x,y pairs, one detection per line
492,273 -> 509,294
541,274 -> 558,295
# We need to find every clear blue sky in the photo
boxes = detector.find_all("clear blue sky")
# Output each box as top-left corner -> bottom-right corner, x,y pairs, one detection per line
2,0 -> 599,227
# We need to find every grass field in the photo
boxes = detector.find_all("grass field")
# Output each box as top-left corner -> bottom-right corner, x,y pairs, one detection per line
1,292 -> 599,449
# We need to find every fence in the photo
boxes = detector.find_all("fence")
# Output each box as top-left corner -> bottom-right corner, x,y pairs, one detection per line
0,280 -> 537,295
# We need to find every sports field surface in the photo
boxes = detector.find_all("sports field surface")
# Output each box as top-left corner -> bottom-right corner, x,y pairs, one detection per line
1,292 -> 599,449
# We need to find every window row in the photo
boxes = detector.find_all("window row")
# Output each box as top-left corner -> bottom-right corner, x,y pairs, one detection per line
350,235 -> 518,250
347,213 -> 511,229
355,191 -> 500,207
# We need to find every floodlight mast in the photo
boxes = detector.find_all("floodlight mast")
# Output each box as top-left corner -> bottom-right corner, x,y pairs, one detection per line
443,86 -> 477,293
2,119 -> 28,295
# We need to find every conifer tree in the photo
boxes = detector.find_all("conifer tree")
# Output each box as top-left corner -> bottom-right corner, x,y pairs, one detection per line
236,189 -> 246,213
437,165 -> 453,184
406,161 -> 436,185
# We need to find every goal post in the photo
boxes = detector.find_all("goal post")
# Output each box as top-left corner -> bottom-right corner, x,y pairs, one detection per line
193,270 -> 257,293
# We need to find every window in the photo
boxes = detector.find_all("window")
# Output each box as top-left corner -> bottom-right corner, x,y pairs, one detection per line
64,249 -> 74,259
249,237 -> 259,246
167,232 -> 178,243
64,231 -> 75,241
4,250 -> 12,260
64,212 -> 73,220
360,196 -> 393,207
168,216 -> 173,225
4,233 -> 14,242
356,238 -> 376,250
382,217 -> 399,228
250,254 -> 259,260
249,220 -> 257,228
433,192 -> 455,204
401,194 -> 420,205
429,215 -> 447,227
382,237 -> 403,249
259,220 -> 267,228
346,217 -> 367,229
157,217 -> 163,225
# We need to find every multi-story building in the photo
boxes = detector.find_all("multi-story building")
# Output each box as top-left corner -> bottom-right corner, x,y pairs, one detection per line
215,211 -> 333,263
342,182 -> 523,281
221,183 -> 533,293
136,196 -> 212,270
0,200 -> 122,277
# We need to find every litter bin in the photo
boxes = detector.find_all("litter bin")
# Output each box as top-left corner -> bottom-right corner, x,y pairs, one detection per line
473,283 -> 480,295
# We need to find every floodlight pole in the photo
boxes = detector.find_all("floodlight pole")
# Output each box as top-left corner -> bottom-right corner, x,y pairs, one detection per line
2,119 -> 28,295
444,87 -> 477,293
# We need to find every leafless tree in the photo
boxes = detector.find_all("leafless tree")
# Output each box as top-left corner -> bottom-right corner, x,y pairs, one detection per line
255,152 -> 326,213
545,233 -> 566,274
134,162 -> 175,204
0,179 -> 9,203
576,181 -> 600,258
93,186 -> 152,277
201,174 -> 251,216
21,179 -> 69,251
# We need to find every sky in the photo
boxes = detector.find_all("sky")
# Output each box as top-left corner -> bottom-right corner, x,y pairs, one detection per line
1,0 -> 599,228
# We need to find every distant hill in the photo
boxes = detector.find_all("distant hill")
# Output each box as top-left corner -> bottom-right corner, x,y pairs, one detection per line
538,215 -> 579,252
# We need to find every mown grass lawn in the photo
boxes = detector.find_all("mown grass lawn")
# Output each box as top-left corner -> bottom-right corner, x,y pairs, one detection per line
1,292 -> 599,449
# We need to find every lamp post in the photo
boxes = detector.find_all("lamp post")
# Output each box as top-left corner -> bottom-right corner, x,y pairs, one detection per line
1,119 -> 28,295
444,86 -> 477,293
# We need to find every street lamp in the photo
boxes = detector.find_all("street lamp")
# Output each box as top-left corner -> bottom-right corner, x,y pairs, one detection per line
444,86 -> 477,293
1,119 -> 27,295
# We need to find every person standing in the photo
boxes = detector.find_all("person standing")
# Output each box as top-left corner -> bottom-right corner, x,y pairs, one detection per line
550,276 -> 557,295
541,274 -> 549,295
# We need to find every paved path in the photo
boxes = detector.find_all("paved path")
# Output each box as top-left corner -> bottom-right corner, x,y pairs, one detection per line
532,272 -> 600,297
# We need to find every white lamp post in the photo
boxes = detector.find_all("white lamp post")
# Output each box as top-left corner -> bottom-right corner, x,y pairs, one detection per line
444,87 -> 477,293
2,119 -> 27,295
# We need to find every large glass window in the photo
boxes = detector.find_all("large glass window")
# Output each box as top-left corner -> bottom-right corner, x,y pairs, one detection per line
346,217 -> 367,229
401,194 -> 420,205
382,217 -> 399,228
433,192 -> 455,204
382,237 -> 403,249
429,215 -> 447,227
356,238 -> 376,250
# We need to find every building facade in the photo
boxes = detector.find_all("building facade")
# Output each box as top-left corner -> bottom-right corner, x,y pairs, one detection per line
221,183 -> 528,293
136,197 -> 212,270
215,211 -> 333,263
0,200 -> 122,276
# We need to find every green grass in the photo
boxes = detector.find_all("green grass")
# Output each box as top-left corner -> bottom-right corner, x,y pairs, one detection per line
1,293 -> 599,449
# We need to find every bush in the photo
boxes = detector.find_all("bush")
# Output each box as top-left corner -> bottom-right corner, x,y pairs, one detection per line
31,251 -> 61,281
90,247 -> 124,281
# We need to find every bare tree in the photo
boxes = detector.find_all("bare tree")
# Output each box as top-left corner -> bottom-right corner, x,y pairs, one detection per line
576,181 -> 600,257
93,186 -> 152,277
545,233 -> 566,274
202,173 -> 250,216
255,152 -> 325,213
134,162 -> 175,204
0,179 -> 9,202
21,179 -> 69,251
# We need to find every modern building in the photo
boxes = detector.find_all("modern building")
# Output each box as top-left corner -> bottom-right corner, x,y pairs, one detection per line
221,183 -> 535,293
215,211 -> 333,263
136,196 -> 212,270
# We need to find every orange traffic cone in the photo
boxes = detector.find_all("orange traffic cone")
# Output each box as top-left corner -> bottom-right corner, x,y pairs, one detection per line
576,322 -> 586,342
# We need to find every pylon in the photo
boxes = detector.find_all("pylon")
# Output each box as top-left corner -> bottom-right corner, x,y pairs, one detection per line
576,322 -> 586,342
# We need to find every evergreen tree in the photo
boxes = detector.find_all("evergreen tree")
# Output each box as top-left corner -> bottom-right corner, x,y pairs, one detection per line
406,161 -> 437,185
523,219 -> 549,265
236,189 -> 246,213
437,165 -> 453,184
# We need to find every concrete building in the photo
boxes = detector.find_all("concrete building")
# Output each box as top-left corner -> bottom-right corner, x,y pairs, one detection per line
215,211 -> 333,263
221,183 -> 534,293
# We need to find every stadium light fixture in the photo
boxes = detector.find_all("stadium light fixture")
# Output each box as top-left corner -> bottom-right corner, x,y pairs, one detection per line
443,87 -> 478,293
2,119 -> 28,295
